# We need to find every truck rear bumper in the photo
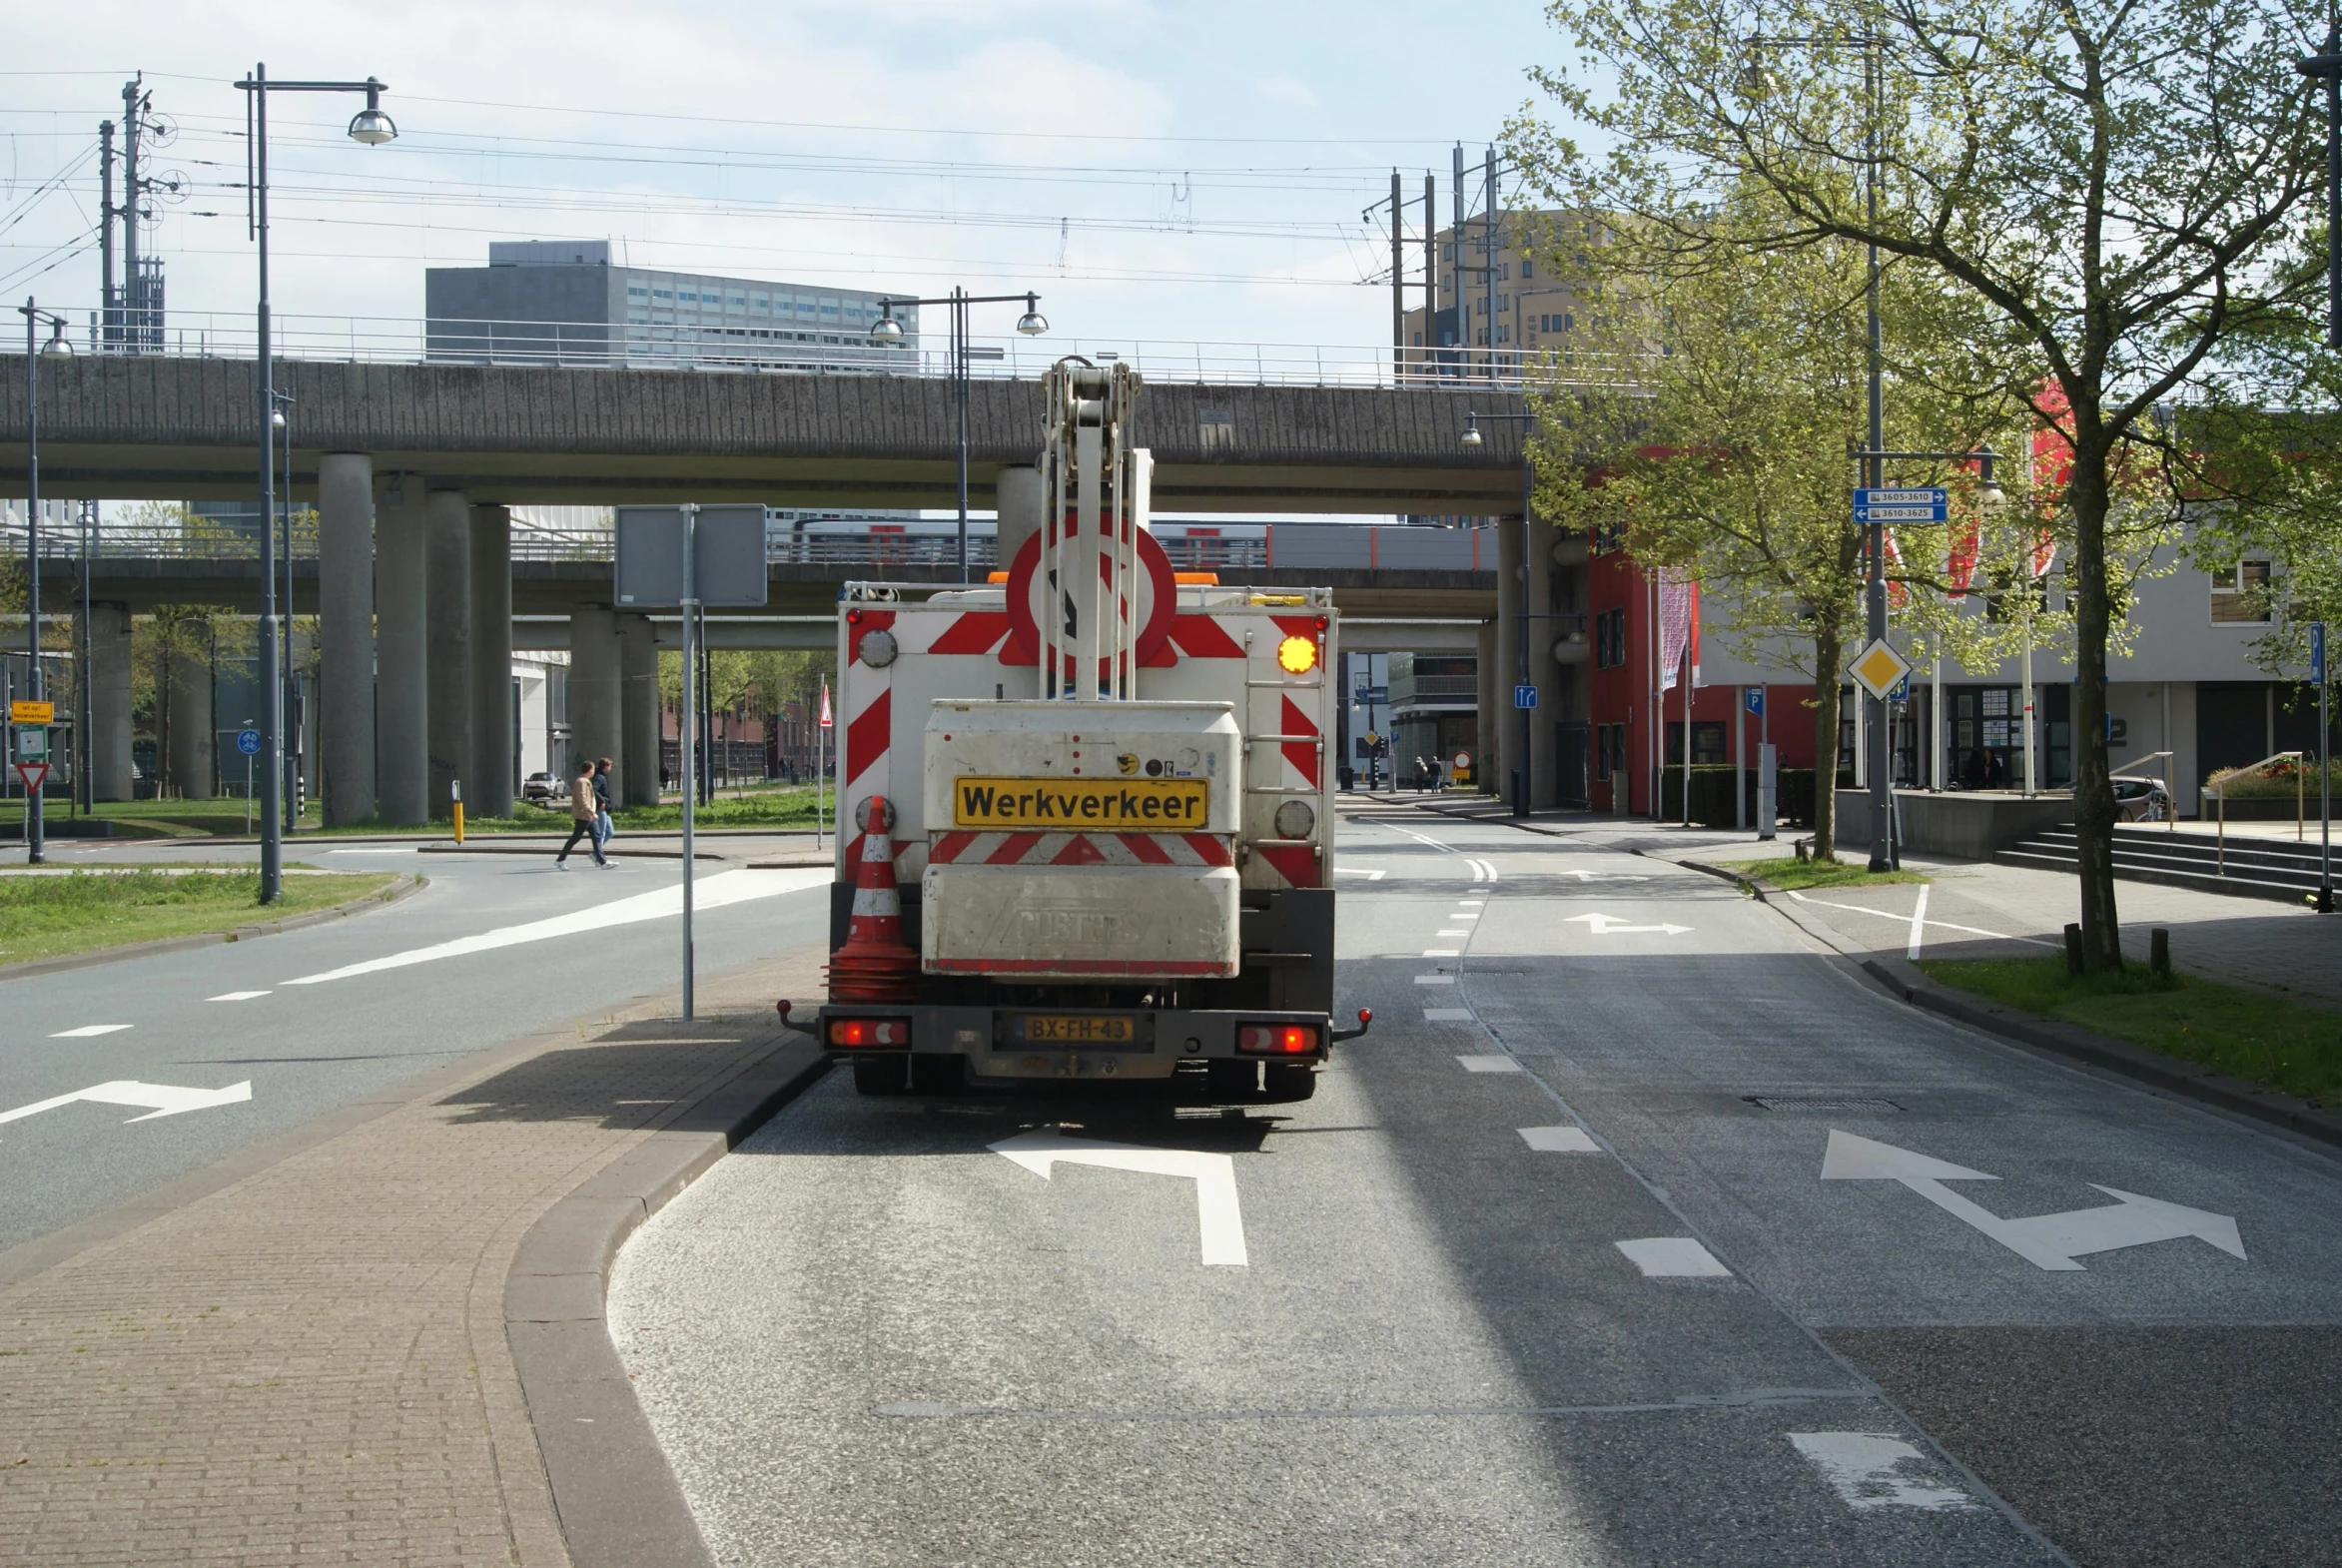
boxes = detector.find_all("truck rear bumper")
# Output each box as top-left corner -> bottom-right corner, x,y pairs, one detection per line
818,1003 -> 1329,1082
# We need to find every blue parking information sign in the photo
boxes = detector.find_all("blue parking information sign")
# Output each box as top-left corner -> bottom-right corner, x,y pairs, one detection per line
1513,684 -> 1539,710
236,727 -> 262,756
1744,685 -> 1765,716
1853,487 -> 1949,524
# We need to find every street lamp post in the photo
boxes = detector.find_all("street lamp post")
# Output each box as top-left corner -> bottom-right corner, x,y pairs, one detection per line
17,301 -> 74,864
871,290 -> 1047,583
273,392 -> 299,832
236,66 -> 394,903
1463,410 -> 1541,817
2298,25 -> 2341,351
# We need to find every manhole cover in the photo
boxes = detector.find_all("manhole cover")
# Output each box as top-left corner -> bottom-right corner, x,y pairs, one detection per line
1743,1095 -> 1904,1113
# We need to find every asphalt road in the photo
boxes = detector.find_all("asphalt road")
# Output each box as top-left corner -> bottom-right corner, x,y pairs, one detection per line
0,844 -> 832,1252
609,805 -> 2342,1566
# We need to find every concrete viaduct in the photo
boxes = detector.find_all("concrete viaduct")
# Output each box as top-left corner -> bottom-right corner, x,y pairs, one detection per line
3,354 -> 1532,825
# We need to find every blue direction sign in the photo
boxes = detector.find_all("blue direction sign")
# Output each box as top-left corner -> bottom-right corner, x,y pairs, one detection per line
1744,685 -> 1766,716
2313,621 -> 2327,686
1887,674 -> 1911,703
235,727 -> 262,756
1513,684 -> 1540,710
1854,487 -> 1949,524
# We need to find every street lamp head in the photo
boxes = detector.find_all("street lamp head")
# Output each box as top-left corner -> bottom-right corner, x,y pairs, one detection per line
39,319 -> 73,358
1015,294 -> 1048,336
1460,421 -> 1485,447
270,405 -> 287,429
346,80 -> 396,146
869,310 -> 905,345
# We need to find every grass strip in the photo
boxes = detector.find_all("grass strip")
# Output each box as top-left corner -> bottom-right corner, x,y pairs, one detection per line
0,869 -> 403,967
1731,855 -> 1928,890
1919,956 -> 2342,1104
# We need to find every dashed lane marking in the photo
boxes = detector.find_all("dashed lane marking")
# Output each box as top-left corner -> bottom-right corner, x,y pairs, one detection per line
208,991 -> 272,1002
1456,1055 -> 1522,1074
51,1024 -> 132,1039
1414,975 -> 1455,985
1615,1237 -> 1732,1278
1422,949 -> 1460,958
1422,1008 -> 1474,1023
1519,1126 -> 1602,1153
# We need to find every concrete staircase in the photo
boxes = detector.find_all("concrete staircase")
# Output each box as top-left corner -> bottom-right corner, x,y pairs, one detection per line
1995,822 -> 2334,904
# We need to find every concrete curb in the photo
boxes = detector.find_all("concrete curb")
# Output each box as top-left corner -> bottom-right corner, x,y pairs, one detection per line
506,1039 -> 833,1568
419,843 -> 738,863
1660,849 -> 2342,1155
0,871 -> 425,986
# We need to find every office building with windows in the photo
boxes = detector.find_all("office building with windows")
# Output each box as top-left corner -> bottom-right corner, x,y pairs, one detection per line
425,241 -> 920,372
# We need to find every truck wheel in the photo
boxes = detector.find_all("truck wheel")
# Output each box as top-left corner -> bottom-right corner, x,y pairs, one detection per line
852,1055 -> 910,1096
908,1054 -> 966,1094
1261,1063 -> 1317,1102
1205,1059 -> 1258,1099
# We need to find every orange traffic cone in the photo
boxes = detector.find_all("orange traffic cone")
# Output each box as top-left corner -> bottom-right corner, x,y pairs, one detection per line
827,795 -> 922,1002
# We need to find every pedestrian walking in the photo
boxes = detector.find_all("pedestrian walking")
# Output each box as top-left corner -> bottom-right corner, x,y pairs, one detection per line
591,757 -> 616,866
554,758 -> 605,869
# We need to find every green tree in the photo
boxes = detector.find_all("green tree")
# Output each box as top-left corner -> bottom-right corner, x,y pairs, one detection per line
1514,0 -> 2324,967
1532,190 -> 2040,852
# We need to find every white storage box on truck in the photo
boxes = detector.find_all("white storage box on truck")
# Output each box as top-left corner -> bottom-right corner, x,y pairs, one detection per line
787,360 -> 1367,1099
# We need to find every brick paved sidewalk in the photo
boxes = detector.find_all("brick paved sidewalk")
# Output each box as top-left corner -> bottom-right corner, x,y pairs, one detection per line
0,946 -> 823,1568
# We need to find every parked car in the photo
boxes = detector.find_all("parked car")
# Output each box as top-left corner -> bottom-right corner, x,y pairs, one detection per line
521,771 -> 566,805
2111,776 -> 2172,822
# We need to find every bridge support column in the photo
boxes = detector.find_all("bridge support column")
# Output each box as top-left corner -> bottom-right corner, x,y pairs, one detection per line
168,646 -> 214,799
995,465 -> 1043,567
1477,616 -> 1499,797
1527,507 -> 1558,811
376,474 -> 429,825
317,451 -> 376,826
1496,515 -> 1523,811
89,602 -> 133,802
468,504 -> 513,819
568,608 -> 622,789
425,489 -> 471,820
619,614 -> 660,807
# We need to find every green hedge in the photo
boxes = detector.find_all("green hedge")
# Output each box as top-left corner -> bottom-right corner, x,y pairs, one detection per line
1655,764 -> 1817,829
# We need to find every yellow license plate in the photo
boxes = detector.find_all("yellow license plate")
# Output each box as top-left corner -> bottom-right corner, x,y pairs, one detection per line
954,775 -> 1208,830
1014,1014 -> 1137,1045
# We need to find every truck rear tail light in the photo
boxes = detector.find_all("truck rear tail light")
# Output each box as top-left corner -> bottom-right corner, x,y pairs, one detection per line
1237,1023 -> 1319,1055
828,1017 -> 911,1048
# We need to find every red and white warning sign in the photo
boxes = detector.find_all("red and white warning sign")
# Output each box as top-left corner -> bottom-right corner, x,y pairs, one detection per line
14,762 -> 49,795
1005,524 -> 1176,681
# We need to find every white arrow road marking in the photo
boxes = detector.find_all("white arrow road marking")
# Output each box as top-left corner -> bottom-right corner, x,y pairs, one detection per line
991,1130 -> 1248,1266
51,1024 -> 132,1039
1789,1433 -> 1977,1513
208,991 -> 272,1002
1556,869 -> 1649,882
1822,1131 -> 2246,1271
1331,867 -> 1387,880
1564,912 -> 1693,936
279,867 -> 831,986
0,1079 -> 252,1138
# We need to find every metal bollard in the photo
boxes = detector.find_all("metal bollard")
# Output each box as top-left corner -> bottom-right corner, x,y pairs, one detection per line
2064,922 -> 2084,977
2150,927 -> 2171,979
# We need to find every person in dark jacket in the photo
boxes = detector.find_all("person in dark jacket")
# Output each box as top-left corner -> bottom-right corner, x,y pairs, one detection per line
554,758 -> 606,869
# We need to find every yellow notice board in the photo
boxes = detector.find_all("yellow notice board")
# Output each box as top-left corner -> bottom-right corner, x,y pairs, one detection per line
9,700 -> 53,725
954,776 -> 1209,830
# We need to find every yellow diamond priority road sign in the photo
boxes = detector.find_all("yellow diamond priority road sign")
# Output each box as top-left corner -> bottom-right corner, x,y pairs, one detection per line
1850,638 -> 1913,702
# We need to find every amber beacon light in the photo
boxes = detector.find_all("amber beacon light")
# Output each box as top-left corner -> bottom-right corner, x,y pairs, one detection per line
1276,634 -> 1318,675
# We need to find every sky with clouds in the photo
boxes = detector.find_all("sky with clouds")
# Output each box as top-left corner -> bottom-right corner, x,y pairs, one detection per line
3,0 -> 1574,365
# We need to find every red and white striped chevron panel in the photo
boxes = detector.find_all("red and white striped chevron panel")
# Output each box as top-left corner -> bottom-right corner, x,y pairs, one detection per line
928,830 -> 1234,868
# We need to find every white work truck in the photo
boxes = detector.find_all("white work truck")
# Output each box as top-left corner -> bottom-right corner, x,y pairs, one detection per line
806,360 -> 1362,1099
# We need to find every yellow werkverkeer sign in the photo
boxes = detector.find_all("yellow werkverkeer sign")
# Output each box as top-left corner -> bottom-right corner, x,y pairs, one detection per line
954,775 -> 1209,830
9,700 -> 53,725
